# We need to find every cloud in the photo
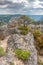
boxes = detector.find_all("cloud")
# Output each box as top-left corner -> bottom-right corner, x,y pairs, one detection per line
0,0 -> 43,15
30,10 -> 43,15
39,0 -> 43,1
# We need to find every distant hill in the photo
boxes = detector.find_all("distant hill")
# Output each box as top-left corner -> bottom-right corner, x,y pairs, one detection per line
0,14 -> 43,23
0,14 -> 21,23
27,15 -> 43,21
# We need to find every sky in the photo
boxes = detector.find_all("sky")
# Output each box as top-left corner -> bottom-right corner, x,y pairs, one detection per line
0,0 -> 43,15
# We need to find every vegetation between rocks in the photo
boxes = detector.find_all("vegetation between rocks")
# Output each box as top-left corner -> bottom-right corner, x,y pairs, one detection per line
15,49 -> 31,60
32,29 -> 42,39
0,47 -> 6,57
32,29 -> 43,55
10,62 -> 14,65
18,26 -> 29,35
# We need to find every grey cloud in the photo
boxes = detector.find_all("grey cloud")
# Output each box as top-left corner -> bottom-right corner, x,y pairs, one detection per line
0,0 -> 43,15
31,8 -> 43,10
39,3 -> 43,6
0,0 -> 12,5
29,0 -> 35,2
39,0 -> 43,1
0,0 -> 25,10
6,2 -> 25,10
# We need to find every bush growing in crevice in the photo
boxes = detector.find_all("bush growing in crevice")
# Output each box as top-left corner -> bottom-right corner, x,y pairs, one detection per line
18,26 -> 29,35
32,29 -> 42,39
32,29 -> 43,55
15,49 -> 31,60
0,47 -> 6,57
10,62 -> 14,65
38,56 -> 43,65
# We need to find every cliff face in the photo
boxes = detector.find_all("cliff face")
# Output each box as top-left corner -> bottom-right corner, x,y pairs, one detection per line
0,19 -> 37,65
0,32 -> 37,65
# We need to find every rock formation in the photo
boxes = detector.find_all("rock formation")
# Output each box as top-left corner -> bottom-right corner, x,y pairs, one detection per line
6,32 -> 37,65
0,19 -> 37,65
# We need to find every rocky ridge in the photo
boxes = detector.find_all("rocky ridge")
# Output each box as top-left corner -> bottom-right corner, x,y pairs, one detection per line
0,18 -> 37,65
0,32 -> 37,65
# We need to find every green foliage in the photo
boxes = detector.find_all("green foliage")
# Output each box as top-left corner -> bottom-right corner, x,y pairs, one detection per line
38,58 -> 43,65
18,26 -> 28,31
32,29 -> 43,47
18,26 -> 29,35
0,22 -> 2,25
20,30 -> 28,35
37,35 -> 43,47
15,49 -> 31,60
32,29 -> 43,55
0,47 -> 6,57
33,29 -> 42,39
0,22 -> 3,26
10,62 -> 14,65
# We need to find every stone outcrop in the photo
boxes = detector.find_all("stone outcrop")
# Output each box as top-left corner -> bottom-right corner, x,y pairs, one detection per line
7,32 -> 37,65
0,32 -> 37,65
0,21 -> 37,65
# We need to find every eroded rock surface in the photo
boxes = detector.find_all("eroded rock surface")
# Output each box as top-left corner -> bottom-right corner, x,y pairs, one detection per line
7,32 -> 37,65
0,28 -> 37,65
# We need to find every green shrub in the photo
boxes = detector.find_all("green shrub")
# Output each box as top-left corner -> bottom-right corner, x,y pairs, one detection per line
32,29 -> 43,55
15,49 -> 31,60
33,29 -> 42,39
38,59 -> 43,65
37,35 -> 43,47
20,30 -> 28,35
32,29 -> 43,47
0,47 -> 6,57
0,22 -> 3,26
18,26 -> 29,35
18,26 -> 28,31
10,62 -> 14,65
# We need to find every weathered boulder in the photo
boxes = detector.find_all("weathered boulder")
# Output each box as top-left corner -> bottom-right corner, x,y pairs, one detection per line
8,18 -> 18,27
0,24 -> 9,37
0,31 -> 37,65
